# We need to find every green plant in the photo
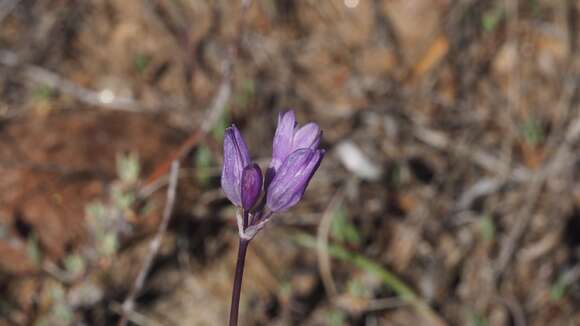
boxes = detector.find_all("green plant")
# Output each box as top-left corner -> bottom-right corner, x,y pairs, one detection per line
466,308 -> 488,326
86,201 -> 118,258
195,145 -> 214,185
479,214 -> 495,242
35,283 -> 74,326
32,85 -> 54,101
292,232 -> 444,324
85,152 -> 142,260
327,309 -> 347,326
63,254 -> 86,278
212,110 -> 230,141
346,276 -> 371,298
26,233 -> 42,266
520,116 -> 544,146
550,273 -> 570,301
331,205 -> 361,246
481,8 -> 504,32
134,54 -> 151,74
116,152 -> 140,185
236,79 -> 256,109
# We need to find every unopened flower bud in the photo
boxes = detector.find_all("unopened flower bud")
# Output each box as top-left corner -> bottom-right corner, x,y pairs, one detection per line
241,163 -> 263,210
221,125 -> 251,207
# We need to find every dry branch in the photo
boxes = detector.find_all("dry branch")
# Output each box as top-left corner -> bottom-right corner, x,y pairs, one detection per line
118,161 -> 180,326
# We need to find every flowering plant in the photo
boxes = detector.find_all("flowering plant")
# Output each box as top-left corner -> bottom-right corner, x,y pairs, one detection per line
222,111 -> 324,325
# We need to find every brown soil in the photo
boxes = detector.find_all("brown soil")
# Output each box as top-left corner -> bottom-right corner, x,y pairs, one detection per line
0,0 -> 579,325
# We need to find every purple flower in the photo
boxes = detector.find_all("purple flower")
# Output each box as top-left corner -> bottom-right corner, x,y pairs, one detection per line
221,125 -> 252,207
223,112 -> 324,326
221,111 -> 324,239
241,163 -> 262,210
269,111 -> 322,177
266,148 -> 324,212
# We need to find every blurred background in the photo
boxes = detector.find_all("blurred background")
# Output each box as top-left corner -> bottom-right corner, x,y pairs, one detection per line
0,0 -> 579,325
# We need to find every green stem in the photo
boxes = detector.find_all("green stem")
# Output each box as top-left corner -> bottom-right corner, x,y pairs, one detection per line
291,232 -> 445,325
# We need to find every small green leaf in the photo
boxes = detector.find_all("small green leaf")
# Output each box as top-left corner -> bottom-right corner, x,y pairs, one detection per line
64,254 -> 86,276
331,206 -> 361,246
520,117 -> 544,146
467,309 -> 488,326
140,200 -> 157,216
0,297 -> 14,315
113,188 -> 135,210
212,111 -> 230,141
53,302 -> 73,323
479,215 -> 495,242
346,277 -> 370,297
237,79 -> 256,109
26,234 -> 42,266
529,0 -> 540,17
0,224 -> 7,239
50,283 -> 65,301
116,152 -> 140,184
86,201 -> 108,236
134,54 -> 151,74
482,10 -> 503,32
326,309 -> 346,326
32,86 -> 54,101
550,277 -> 567,300
86,201 -> 107,220
387,163 -> 402,187
280,281 -> 292,298
99,232 -> 118,257
195,145 -> 214,185
33,319 -> 48,326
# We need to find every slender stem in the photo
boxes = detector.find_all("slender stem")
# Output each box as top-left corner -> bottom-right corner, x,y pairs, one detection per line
242,210 -> 249,229
292,232 -> 447,325
229,239 -> 250,326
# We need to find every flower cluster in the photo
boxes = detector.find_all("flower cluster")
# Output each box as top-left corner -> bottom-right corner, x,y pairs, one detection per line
221,111 -> 324,240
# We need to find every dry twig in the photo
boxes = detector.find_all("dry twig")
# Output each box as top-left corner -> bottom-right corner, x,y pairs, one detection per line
142,0 -> 251,188
495,78 -> 578,275
0,50 -> 150,112
316,190 -> 344,299
118,161 -> 180,326
111,302 -> 161,326
0,0 -> 20,25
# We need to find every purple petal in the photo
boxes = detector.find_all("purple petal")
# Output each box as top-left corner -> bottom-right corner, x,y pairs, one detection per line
221,125 -> 251,206
271,111 -> 296,172
241,163 -> 263,210
292,122 -> 321,151
266,148 -> 324,212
